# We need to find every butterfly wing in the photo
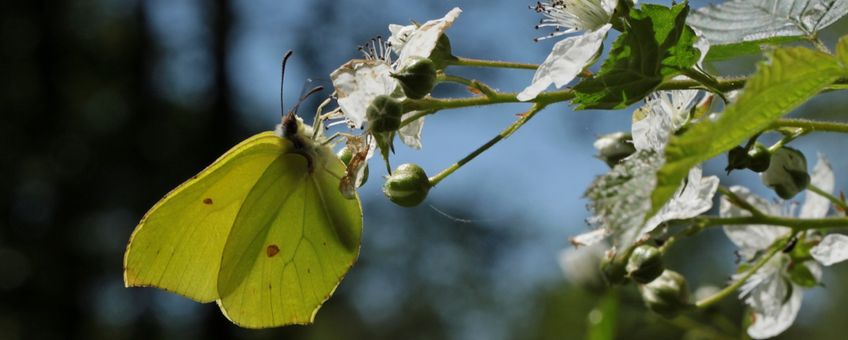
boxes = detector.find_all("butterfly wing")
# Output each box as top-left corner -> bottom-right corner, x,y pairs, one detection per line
216,148 -> 363,328
124,132 -> 286,302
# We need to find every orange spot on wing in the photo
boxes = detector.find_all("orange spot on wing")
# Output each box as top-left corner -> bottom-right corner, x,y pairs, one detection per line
266,244 -> 280,257
203,198 -> 213,205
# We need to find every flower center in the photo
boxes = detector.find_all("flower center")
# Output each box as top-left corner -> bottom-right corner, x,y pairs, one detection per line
532,0 -> 613,41
357,36 -> 393,64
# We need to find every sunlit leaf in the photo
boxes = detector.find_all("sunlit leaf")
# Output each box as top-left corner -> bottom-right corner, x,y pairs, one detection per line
649,47 -> 843,220
688,0 -> 848,61
573,3 -> 700,109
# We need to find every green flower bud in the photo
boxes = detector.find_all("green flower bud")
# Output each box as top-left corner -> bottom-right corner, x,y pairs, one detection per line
600,251 -> 629,285
366,95 -> 403,133
762,147 -> 810,199
626,245 -> 664,284
392,57 -> 437,99
725,145 -> 750,174
639,270 -> 691,318
383,163 -> 431,207
337,146 -> 369,186
593,132 -> 636,168
747,143 -> 771,173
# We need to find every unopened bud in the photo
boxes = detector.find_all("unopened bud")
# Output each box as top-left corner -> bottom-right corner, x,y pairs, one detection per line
383,163 -> 431,207
626,245 -> 664,284
366,95 -> 403,133
762,147 -> 810,199
639,270 -> 691,318
600,250 -> 629,285
392,57 -> 437,99
594,132 -> 636,168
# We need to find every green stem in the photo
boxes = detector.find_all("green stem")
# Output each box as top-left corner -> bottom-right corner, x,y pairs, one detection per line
718,186 -> 765,217
770,118 -> 848,134
693,215 -> 848,230
808,35 -> 832,54
767,127 -> 808,153
428,103 -> 548,186
449,56 -> 539,70
808,184 -> 848,212
695,235 -> 790,309
438,74 -> 498,98
403,88 -> 573,113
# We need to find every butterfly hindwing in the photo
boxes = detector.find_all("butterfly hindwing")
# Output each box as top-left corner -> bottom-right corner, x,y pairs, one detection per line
217,145 -> 363,328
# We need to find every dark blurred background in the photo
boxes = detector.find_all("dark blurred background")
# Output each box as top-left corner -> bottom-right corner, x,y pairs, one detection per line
2,1 -> 848,339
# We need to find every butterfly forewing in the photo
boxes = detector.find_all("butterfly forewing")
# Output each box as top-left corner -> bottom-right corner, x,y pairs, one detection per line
124,132 -> 286,302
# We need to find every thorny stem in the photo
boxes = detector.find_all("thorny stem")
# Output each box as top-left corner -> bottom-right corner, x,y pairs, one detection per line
694,234 -> 792,309
428,103 -> 548,186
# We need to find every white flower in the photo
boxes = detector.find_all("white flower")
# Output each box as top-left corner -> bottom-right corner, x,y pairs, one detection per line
331,60 -> 398,129
573,90 -> 716,247
517,0 -> 621,101
631,90 -> 701,152
641,166 -> 719,235
331,8 -> 461,149
721,154 -> 847,339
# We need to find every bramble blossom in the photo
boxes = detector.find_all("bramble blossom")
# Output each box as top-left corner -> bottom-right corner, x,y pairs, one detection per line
330,8 -> 461,149
722,155 -> 848,339
517,0 -> 623,101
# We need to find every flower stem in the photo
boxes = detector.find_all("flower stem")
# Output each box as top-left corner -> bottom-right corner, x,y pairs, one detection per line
693,215 -> 848,230
438,74 -> 498,98
808,183 -> 848,212
694,235 -> 789,309
403,88 -> 573,113
718,186 -> 765,217
770,118 -> 848,134
428,103 -> 548,186
449,56 -> 539,70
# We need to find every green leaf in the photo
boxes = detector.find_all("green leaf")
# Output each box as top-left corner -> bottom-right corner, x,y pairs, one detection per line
703,36 -> 803,62
838,35 -> 848,66
585,150 -> 663,248
649,47 -> 842,220
687,0 -> 848,48
574,3 -> 700,109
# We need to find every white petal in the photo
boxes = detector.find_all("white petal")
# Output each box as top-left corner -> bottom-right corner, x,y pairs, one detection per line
742,256 -> 803,339
721,186 -> 789,260
558,242 -> 605,288
693,29 -> 711,66
641,167 -> 719,235
396,7 -> 462,69
800,154 -> 834,218
631,90 -> 700,152
398,112 -> 425,149
330,60 -> 397,128
811,234 -> 848,266
517,24 -> 611,101
569,229 -> 609,247
601,0 -> 619,16
388,24 -> 416,53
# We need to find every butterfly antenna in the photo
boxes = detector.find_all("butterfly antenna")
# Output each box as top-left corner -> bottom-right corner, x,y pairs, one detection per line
291,85 -> 324,117
280,50 -> 293,118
